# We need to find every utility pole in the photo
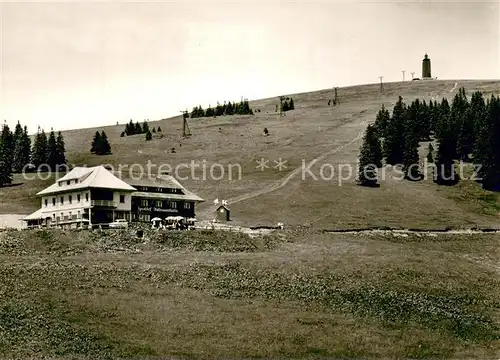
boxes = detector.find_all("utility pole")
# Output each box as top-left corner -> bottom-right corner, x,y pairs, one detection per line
402,70 -> 405,82
279,96 -> 284,117
379,76 -> 384,94
179,110 -> 190,137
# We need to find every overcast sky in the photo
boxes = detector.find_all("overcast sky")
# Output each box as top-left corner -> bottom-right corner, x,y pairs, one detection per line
1,0 -> 499,132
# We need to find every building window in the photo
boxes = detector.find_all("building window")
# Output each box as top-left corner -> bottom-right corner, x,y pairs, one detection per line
170,201 -> 177,209
44,199 -> 48,207
74,179 -> 78,184
69,211 -> 72,219
52,198 -> 56,206
69,195 -> 72,204
60,196 -> 64,204
155,200 -> 162,208
77,211 -> 81,219
184,202 -> 191,210
85,193 -> 89,202
139,214 -> 150,222
66,181 -> 70,185
157,187 -> 162,193
77,194 -> 81,202
141,199 -> 149,207
120,195 -> 125,203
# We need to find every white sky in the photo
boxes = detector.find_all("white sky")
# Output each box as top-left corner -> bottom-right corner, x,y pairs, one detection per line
1,0 -> 499,132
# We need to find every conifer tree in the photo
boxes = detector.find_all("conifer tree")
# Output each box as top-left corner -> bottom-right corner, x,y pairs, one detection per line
428,100 -> 437,135
0,123 -> 14,186
100,131 -> 112,155
142,120 -> 149,134
152,127 -> 156,133
215,102 -> 224,117
125,119 -> 135,135
1,122 -> 14,161
225,101 -> 234,116
449,88 -> 469,159
134,121 -> 142,134
157,126 -> 162,132
289,98 -> 294,110
0,143 -> 12,187
373,104 -> 390,138
145,130 -> 152,141
434,113 -> 458,185
13,121 -> 23,142
46,130 -> 58,171
471,91 -> 488,167
56,131 -> 66,169
90,131 -> 102,154
476,95 -> 500,189
282,100 -> 289,112
31,129 -> 48,169
120,131 -> 125,137
357,124 -> 380,187
418,99 -> 431,141
402,101 -> 421,180
205,106 -> 215,118
384,96 -> 406,165
12,126 -> 31,173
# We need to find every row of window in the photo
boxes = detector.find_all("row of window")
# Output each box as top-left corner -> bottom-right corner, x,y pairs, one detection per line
139,200 -> 191,209
52,210 -> 83,222
45,192 -> 90,207
58,179 -> 79,186
44,193 -> 127,207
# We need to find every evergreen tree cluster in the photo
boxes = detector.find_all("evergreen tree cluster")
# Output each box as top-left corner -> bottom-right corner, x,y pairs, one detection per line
0,121 -> 68,186
90,131 -> 112,155
123,119 -> 155,136
189,99 -> 254,119
363,87 -> 500,188
281,97 -> 295,112
24,126 -> 67,172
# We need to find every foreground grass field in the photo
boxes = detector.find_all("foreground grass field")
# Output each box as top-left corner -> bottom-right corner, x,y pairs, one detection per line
2,79 -> 500,229
1,228 -> 499,359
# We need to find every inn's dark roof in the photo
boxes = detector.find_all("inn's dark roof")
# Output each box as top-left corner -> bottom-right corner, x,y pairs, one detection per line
132,191 -> 204,202
112,171 -> 204,202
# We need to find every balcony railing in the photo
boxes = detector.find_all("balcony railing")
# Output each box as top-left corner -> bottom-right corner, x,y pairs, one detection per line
91,200 -> 117,207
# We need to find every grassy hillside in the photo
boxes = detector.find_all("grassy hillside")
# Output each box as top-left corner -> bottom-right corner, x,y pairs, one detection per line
0,228 -> 499,358
2,79 -> 500,229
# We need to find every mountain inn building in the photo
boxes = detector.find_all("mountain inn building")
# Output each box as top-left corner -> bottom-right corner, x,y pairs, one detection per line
23,166 -> 204,229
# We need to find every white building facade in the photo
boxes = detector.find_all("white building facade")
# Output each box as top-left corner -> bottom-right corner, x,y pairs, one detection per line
23,166 -> 136,229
